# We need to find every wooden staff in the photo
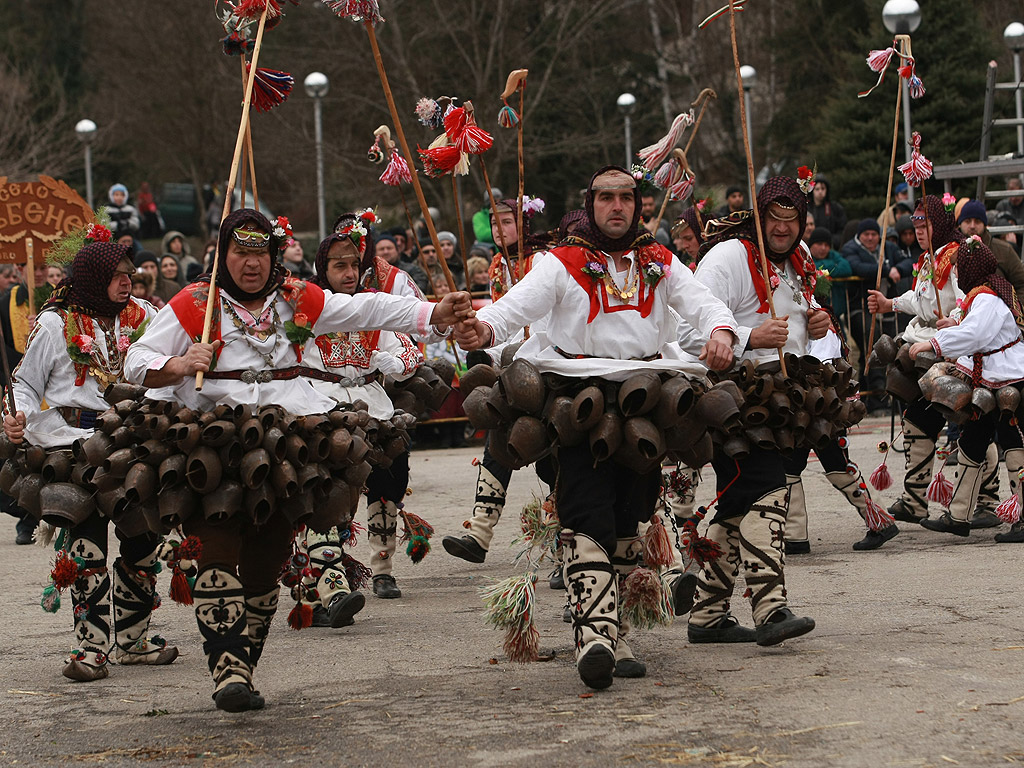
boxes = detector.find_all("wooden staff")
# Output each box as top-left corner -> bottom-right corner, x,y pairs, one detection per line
864,34 -> 909,372
240,57 -> 260,210
650,88 -> 717,236
0,282 -> 15,414
363,21 -> 457,293
728,1 -> 785,374
501,69 -> 528,281
25,238 -> 35,317
196,2 -> 270,391
449,176 -> 471,288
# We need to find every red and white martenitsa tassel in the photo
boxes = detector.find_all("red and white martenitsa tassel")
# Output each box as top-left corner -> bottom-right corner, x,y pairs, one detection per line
320,0 -> 383,25
995,494 -> 1022,524
654,160 -> 695,202
864,497 -> 896,532
858,43 -> 896,98
379,151 -> 412,186
638,111 -> 694,169
926,469 -> 954,508
444,105 -> 494,155
231,0 -> 284,21
870,461 -> 893,491
898,131 -> 933,187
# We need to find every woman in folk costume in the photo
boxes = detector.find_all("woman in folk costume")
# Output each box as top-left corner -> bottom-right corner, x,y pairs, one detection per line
303,215 -> 426,608
456,166 -> 737,690
866,196 -> 1001,528
908,237 -> 1024,539
123,209 -> 470,712
3,236 -> 174,683
442,197 -> 558,568
691,176 -> 829,646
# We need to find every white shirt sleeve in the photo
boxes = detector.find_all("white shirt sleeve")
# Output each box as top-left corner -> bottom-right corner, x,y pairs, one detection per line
475,257 -> 565,346
931,293 -> 1014,359
317,291 -> 435,339
665,261 -> 738,345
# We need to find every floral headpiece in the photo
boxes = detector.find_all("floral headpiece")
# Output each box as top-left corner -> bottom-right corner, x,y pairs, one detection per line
336,209 -> 377,254
630,164 -> 657,196
963,234 -> 983,252
942,193 -> 956,213
521,196 -> 545,217
271,216 -> 293,247
46,210 -> 114,267
797,165 -> 815,195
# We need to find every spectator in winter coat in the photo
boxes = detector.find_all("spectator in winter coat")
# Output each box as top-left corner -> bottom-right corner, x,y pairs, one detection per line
807,227 -> 851,319
808,174 -> 847,249
996,177 -> 1024,230
957,199 -> 1024,302
161,230 -> 199,273
136,181 -> 164,239
105,183 -> 140,238
714,185 -> 746,217
134,250 -> 181,303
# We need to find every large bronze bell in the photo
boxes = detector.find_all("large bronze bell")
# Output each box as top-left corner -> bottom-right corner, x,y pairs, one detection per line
158,454 -> 188,489
202,479 -> 243,522
41,450 -> 73,483
186,446 -> 223,494
95,411 -> 122,435
136,439 -> 171,468
327,429 -> 354,465
240,448 -> 272,489
281,493 -> 314,527
297,463 -> 322,495
507,415 -> 551,466
500,359 -> 546,415
103,447 -> 137,480
95,485 -> 130,519
459,363 -> 501,397
463,386 -> 500,430
238,418 -> 265,451
997,385 -> 1021,415
271,459 -> 299,498
928,375 -> 972,419
262,426 -> 287,462
39,482 -> 95,527
426,381 -> 452,411
285,434 -> 309,468
971,387 -> 997,416
694,383 -> 742,433
617,372 -> 662,418
589,412 -> 624,462
652,375 -> 695,428
721,435 -> 751,460
872,334 -> 898,367
245,483 -> 276,526
500,341 -> 525,369
918,361 -> 957,401
348,434 -> 369,464
124,463 -> 157,504
75,431 -> 113,467
175,422 -> 202,453
885,366 -> 921,403
678,432 -> 714,468
570,385 -> 605,431
202,419 -> 237,448
158,485 -> 197,529
16,473 -> 44,520
427,357 -> 457,387
343,460 -> 372,489
615,417 -> 665,473
548,395 -> 586,447
0,460 -> 20,495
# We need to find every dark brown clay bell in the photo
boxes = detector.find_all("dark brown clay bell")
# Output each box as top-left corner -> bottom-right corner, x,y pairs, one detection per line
694,385 -> 742,433
158,454 -> 188,489
124,463 -> 157,504
721,435 -> 751,460
262,427 -> 287,462
872,335 -> 898,367
548,395 -> 586,447
463,386 -> 500,430
136,439 -> 171,468
343,460 -> 372,489
75,431 -> 113,467
886,366 -> 921,403
245,483 -> 277,526
615,417 -> 665,473
327,429 -> 354,465
41,450 -> 73,483
219,439 -> 243,470
651,375 -> 695,428
103,447 -> 137,479
238,418 -> 265,451
95,485 -> 130,519
499,341 -> 525,369
458,364 -> 500,397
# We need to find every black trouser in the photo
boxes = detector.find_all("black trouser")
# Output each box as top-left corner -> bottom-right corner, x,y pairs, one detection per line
481,434 -> 557,491
71,511 -> 160,568
184,510 -> 294,595
958,408 -> 1023,463
783,433 -> 851,476
710,445 -> 787,521
902,398 -> 946,441
366,451 -> 410,504
553,442 -> 659,555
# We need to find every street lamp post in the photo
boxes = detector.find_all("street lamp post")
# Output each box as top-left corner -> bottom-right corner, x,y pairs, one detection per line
883,0 -> 922,204
740,65 -> 756,161
1005,22 -> 1024,156
617,93 -> 636,167
74,119 -> 97,210
304,72 -> 330,242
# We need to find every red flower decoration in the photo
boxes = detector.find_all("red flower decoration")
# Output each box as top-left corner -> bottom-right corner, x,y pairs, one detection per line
85,224 -> 112,243
797,166 -> 813,180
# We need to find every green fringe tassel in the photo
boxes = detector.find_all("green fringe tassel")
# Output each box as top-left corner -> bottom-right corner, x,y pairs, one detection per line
479,571 -> 540,663
620,567 -> 673,631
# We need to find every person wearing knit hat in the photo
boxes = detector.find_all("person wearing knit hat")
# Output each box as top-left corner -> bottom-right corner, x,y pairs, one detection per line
714,185 -> 746,217
842,218 -> 911,410
106,183 -> 140,238
868,195 -> 971,528
905,237 -> 1024,539
957,199 -> 1024,303
435,231 -> 465,289
3,234 -> 171,684
135,250 -> 182,303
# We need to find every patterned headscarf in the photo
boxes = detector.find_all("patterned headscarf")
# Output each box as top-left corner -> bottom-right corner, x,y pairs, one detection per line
703,177 -> 807,261
915,195 -> 962,253
956,238 -> 1021,319
672,206 -> 705,244
556,209 -> 587,243
44,242 -> 134,318
206,208 -> 285,301
567,165 -> 656,253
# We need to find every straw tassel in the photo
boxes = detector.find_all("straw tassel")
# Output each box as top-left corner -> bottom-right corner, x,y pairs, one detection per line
480,572 -> 539,663
619,568 -> 673,630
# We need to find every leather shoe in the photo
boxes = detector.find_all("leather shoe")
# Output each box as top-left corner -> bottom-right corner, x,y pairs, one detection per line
441,535 -> 487,564
756,607 -> 815,646
328,591 -> 365,627
548,566 -> 565,591
970,510 -> 1002,529
889,499 -> 926,525
214,682 -> 265,713
613,657 -> 647,678
372,575 -> 402,599
62,659 -> 109,682
577,644 -> 615,690
920,513 -> 970,537
785,540 -> 811,555
688,614 -> 756,644
995,522 -> 1024,543
310,605 -> 332,627
852,523 -> 899,551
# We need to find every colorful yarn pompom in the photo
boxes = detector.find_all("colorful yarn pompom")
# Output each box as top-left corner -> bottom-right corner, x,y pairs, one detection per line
50,550 -> 81,591
287,601 -> 313,630
864,498 -> 896,532
642,514 -> 675,569
246,65 -> 293,113
40,583 -> 61,613
497,105 -> 519,129
415,98 -> 443,129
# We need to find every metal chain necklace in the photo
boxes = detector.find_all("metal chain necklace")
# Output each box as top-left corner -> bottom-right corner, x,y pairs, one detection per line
773,262 -> 805,307
603,257 -> 639,302
222,298 -> 281,368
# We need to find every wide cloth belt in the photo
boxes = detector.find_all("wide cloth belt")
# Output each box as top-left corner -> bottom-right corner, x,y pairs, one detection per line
58,407 -> 99,429
203,365 -> 383,387
554,346 -> 662,362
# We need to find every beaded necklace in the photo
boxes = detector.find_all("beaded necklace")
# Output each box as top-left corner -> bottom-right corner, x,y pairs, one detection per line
222,298 -> 281,368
